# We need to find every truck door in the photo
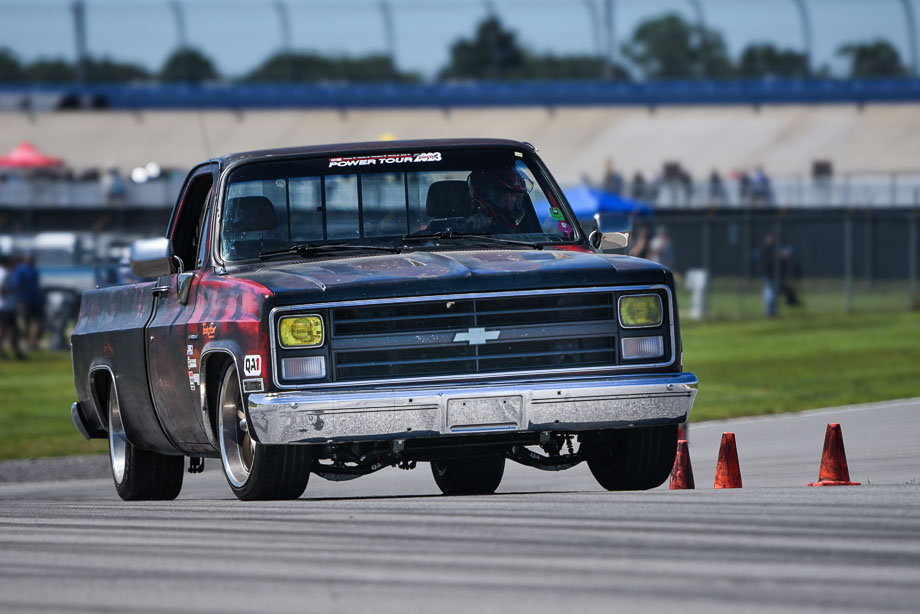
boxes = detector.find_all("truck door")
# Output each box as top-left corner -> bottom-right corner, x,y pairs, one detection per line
146,164 -> 216,452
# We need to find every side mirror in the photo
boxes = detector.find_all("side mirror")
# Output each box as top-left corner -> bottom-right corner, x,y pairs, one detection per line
591,212 -> 632,250
130,237 -> 175,278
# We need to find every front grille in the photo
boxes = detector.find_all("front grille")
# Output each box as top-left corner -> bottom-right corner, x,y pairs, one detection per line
330,291 -> 622,382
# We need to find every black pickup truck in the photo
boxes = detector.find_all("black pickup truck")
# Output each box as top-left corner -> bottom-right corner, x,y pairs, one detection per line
70,138 -> 697,500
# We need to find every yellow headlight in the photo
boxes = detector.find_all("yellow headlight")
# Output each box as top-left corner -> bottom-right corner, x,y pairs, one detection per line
279,315 -> 324,348
618,294 -> 662,328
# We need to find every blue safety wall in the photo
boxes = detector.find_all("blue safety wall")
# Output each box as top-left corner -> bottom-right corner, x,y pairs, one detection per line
3,79 -> 920,110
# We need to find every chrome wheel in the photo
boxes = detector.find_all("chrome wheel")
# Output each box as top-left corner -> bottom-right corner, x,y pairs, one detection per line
104,376 -> 184,500
218,368 -> 256,488
108,385 -> 127,485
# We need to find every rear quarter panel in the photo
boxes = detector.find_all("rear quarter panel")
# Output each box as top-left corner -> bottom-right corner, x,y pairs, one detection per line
71,282 -> 178,453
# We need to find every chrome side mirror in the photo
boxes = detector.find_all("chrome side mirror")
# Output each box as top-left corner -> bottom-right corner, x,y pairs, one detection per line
591,212 -> 632,250
130,237 -> 175,278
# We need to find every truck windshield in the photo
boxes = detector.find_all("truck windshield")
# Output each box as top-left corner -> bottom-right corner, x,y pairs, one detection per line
219,149 -> 578,262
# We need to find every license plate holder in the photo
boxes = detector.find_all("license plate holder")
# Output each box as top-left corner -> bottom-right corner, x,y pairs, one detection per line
446,396 -> 523,433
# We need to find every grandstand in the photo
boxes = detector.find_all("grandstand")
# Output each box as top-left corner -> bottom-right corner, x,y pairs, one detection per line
3,102 -> 920,206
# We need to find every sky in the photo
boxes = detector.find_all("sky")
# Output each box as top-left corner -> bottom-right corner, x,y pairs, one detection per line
0,0 -> 916,79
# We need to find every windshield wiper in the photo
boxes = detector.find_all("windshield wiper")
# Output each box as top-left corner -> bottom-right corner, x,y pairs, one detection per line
259,242 -> 401,260
402,230 -> 543,250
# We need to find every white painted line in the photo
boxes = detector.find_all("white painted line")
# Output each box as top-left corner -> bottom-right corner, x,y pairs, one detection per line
692,397 -> 920,430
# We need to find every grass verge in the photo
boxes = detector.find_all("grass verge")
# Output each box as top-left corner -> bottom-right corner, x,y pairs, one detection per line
0,308 -> 917,459
0,351 -> 107,460
683,310 -> 920,421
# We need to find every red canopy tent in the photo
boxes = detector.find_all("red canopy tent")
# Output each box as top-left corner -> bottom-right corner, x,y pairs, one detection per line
0,142 -> 64,168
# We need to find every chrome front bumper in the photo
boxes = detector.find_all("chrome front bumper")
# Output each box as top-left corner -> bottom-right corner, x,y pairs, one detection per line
247,373 -> 698,445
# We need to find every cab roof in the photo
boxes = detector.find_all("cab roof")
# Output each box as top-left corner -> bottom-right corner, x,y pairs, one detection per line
213,138 -> 536,170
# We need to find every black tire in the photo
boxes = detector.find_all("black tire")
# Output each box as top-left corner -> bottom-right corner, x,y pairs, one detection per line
585,425 -> 678,491
107,379 -> 184,501
217,366 -> 312,500
430,454 -> 505,495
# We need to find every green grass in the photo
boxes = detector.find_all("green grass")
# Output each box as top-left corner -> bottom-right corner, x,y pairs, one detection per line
677,277 -> 919,321
0,307 -> 918,459
682,310 -> 920,421
0,351 -> 106,460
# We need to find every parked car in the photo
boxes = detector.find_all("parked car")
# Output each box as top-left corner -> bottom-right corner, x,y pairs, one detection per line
70,139 -> 697,501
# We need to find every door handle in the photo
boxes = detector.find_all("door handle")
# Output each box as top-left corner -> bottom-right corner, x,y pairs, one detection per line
151,285 -> 170,296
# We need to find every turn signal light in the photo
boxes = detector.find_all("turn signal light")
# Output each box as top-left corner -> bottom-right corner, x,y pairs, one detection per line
622,336 -> 664,360
281,356 -> 326,380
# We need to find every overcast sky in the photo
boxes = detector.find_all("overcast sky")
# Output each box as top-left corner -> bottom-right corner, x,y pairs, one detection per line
0,0 -> 916,78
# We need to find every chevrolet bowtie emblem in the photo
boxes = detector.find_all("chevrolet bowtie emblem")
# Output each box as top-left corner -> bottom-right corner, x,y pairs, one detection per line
453,327 -> 500,345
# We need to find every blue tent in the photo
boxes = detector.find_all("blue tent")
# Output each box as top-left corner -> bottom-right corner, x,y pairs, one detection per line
562,185 -> 653,219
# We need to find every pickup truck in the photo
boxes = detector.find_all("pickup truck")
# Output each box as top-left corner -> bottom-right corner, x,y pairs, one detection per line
70,138 -> 697,501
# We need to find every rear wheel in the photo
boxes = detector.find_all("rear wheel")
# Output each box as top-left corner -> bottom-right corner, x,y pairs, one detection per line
107,379 -> 184,501
431,454 -> 505,495
217,366 -> 312,500
585,425 -> 678,491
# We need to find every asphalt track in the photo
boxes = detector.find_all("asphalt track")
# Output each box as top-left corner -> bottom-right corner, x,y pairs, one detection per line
1,398 -> 918,613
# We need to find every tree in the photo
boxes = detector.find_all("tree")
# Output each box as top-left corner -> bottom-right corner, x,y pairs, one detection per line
0,47 -> 26,82
837,40 -> 907,78
439,16 -> 629,80
245,52 -> 420,83
439,16 -> 527,80
525,54 -> 627,80
26,58 -> 75,83
159,47 -> 219,83
621,13 -> 734,79
85,57 -> 149,83
738,44 -> 809,79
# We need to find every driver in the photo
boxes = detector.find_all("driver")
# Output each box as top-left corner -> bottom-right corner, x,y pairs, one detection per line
464,167 -> 537,233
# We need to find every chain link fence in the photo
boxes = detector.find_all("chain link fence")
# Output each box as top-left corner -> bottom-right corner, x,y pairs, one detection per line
650,208 -> 920,320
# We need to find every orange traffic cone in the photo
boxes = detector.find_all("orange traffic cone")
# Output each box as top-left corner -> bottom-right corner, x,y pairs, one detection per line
677,422 -> 689,442
807,423 -> 860,486
713,432 -> 742,489
670,440 -> 695,489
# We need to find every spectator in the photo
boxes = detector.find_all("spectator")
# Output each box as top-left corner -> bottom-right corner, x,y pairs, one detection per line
778,244 -> 802,307
708,170 -> 727,206
759,232 -> 778,318
12,252 -> 43,350
0,255 -> 25,360
101,163 -> 127,205
751,166 -> 773,205
630,172 -> 647,201
601,157 -> 624,195
629,224 -> 651,259
738,170 -> 752,206
647,225 -> 680,282
679,168 -> 694,205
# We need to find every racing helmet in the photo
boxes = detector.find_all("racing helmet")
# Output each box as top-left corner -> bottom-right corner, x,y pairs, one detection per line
468,167 -> 534,227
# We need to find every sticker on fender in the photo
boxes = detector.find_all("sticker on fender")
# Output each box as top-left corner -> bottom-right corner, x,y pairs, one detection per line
243,355 -> 262,377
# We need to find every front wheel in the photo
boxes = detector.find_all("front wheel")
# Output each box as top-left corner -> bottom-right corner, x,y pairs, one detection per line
430,454 -> 505,495
585,425 -> 678,491
107,379 -> 184,501
217,366 -> 312,500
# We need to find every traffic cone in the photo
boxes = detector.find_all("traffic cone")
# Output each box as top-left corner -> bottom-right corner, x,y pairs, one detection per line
670,440 -> 695,489
807,423 -> 860,486
713,432 -> 742,488
677,422 -> 689,442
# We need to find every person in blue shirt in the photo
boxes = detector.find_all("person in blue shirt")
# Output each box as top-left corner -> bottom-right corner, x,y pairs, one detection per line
0,255 -> 25,360
11,253 -> 43,350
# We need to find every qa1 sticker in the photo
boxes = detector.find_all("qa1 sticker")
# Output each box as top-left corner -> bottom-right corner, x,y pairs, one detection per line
549,207 -> 565,221
243,355 -> 262,377
557,221 -> 572,237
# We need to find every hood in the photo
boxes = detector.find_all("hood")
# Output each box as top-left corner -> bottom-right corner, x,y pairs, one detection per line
233,249 -> 669,305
